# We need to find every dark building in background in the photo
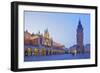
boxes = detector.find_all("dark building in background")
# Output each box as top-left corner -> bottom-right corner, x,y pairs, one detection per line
76,20 -> 84,53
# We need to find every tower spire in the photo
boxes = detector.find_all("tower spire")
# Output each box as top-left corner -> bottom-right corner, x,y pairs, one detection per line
45,28 -> 48,33
77,19 -> 83,31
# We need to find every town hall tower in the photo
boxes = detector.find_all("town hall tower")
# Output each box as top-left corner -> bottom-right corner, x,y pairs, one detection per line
76,19 -> 84,53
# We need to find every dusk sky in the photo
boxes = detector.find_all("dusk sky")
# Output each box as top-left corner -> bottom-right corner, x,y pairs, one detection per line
24,11 -> 90,48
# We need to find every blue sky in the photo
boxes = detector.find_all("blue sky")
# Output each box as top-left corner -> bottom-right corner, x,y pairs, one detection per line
24,11 -> 90,48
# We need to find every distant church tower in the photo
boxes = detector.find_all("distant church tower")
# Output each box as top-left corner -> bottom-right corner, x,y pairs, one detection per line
76,19 -> 84,53
44,29 -> 49,39
44,29 -> 50,46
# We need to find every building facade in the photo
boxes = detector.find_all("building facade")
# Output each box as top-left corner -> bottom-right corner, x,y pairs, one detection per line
24,29 -> 65,56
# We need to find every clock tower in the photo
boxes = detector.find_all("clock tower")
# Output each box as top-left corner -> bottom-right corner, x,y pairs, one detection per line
77,19 -> 84,53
